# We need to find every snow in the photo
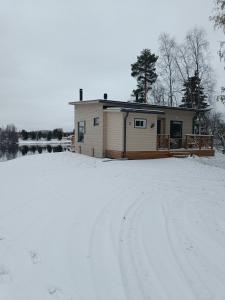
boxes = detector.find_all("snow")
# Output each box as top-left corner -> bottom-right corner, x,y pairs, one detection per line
0,152 -> 225,300
18,139 -> 71,145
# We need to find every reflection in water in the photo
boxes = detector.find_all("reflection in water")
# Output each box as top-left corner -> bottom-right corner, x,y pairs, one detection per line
47,145 -> 52,153
0,144 -> 70,162
0,143 -> 19,161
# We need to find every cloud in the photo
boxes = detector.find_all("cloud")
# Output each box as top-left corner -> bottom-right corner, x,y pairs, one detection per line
0,0 -> 224,130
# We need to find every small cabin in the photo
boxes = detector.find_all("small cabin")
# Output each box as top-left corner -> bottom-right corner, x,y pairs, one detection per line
69,98 -> 214,159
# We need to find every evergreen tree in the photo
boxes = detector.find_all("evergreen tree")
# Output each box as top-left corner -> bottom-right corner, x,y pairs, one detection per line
47,131 -> 52,141
131,49 -> 158,103
21,129 -> 28,140
180,71 -> 209,109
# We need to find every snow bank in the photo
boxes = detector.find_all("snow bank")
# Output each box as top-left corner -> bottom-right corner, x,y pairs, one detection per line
0,153 -> 225,300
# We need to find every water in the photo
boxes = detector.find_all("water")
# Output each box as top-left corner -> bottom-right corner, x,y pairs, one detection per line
0,143 -> 71,162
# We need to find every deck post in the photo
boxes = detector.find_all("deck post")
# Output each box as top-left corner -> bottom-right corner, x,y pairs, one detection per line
211,136 -> 214,149
199,136 -> 202,150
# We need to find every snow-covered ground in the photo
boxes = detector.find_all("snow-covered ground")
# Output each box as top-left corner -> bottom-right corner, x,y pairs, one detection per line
0,152 -> 225,300
18,139 -> 71,145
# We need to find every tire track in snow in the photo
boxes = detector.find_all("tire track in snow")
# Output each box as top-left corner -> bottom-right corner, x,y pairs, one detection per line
161,201 -> 213,300
118,194 -> 167,300
88,186 -> 132,300
88,175 -> 152,300
168,199 -> 225,297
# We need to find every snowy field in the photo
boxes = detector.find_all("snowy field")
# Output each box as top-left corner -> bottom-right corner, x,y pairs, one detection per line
0,152 -> 225,300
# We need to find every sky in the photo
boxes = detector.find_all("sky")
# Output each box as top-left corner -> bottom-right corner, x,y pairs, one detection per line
0,0 -> 225,130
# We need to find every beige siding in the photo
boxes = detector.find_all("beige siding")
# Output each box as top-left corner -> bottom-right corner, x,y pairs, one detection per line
163,110 -> 195,137
105,112 -> 123,151
75,103 -> 104,157
126,113 -> 157,151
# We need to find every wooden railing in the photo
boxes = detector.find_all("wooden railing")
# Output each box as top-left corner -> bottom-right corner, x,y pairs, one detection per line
157,134 -> 214,150
185,134 -> 214,150
157,134 -> 170,150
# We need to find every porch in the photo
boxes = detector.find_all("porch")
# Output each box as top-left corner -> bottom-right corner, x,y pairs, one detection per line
106,134 -> 215,160
157,134 -> 214,150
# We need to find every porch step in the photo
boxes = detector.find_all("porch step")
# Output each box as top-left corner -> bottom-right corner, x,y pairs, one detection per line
170,151 -> 190,158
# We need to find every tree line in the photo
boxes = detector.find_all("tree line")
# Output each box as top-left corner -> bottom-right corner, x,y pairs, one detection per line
20,128 -> 72,141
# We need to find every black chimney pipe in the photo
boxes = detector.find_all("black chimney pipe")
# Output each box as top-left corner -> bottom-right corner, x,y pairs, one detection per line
103,93 -> 108,100
79,89 -> 83,101
135,93 -> 138,102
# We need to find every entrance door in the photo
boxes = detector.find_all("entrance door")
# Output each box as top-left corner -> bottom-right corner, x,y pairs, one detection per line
170,121 -> 183,148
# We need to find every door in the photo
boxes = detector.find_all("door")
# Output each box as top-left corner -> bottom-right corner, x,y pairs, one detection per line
170,121 -> 183,148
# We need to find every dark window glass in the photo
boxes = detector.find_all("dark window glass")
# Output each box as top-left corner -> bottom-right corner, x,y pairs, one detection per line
93,117 -> 100,126
78,121 -> 85,142
170,121 -> 182,138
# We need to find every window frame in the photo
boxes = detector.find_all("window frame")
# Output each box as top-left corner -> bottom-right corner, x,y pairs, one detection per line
93,117 -> 100,126
77,121 -> 85,143
134,118 -> 147,129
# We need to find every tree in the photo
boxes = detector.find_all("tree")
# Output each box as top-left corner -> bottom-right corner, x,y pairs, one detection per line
210,0 -> 225,32
181,70 -> 209,109
21,129 -> 28,140
174,28 -> 215,105
47,131 -> 52,141
158,33 -> 178,106
208,112 -> 225,152
210,1 -> 225,87
53,128 -> 63,140
37,131 -> 42,140
151,81 -> 166,105
131,49 -> 158,103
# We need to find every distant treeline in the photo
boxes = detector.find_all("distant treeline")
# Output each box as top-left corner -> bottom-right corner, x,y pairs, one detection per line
20,128 -> 73,141
0,124 -> 18,144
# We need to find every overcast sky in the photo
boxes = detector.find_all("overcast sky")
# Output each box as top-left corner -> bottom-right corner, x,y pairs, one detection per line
0,0 -> 224,130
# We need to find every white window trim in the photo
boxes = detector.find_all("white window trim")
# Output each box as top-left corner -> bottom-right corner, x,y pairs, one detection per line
134,118 -> 147,129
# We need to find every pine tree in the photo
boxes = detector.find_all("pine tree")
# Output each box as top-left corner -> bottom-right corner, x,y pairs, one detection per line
180,71 -> 209,109
131,49 -> 158,103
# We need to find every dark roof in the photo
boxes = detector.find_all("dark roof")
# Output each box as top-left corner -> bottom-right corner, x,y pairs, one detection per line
69,99 -> 207,112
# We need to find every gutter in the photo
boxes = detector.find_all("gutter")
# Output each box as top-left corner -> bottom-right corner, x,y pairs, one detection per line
123,112 -> 129,158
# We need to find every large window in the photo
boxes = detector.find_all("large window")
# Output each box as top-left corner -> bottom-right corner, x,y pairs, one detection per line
134,118 -> 147,129
77,121 -> 85,142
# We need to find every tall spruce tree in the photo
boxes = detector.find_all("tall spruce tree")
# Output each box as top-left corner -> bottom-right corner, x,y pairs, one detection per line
131,49 -> 158,103
180,71 -> 209,109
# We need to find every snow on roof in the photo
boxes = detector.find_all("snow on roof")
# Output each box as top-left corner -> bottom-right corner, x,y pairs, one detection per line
104,107 -> 164,114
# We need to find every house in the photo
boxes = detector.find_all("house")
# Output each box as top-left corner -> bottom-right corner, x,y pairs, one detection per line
69,96 -> 214,159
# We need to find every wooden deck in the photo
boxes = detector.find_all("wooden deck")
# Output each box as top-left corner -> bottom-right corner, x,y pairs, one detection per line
106,135 -> 215,159
105,149 -> 215,160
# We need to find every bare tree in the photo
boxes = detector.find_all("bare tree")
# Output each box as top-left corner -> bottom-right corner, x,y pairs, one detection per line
210,0 -> 225,32
158,33 -> 178,106
175,28 -> 215,105
151,81 -> 166,105
208,112 -> 225,152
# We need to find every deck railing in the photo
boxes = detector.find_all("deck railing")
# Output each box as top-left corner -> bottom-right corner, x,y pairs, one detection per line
157,134 -> 170,150
157,134 -> 214,150
185,134 -> 214,150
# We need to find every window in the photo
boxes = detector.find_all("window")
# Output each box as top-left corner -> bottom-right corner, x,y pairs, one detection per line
134,118 -> 147,128
93,117 -> 100,126
77,121 -> 85,142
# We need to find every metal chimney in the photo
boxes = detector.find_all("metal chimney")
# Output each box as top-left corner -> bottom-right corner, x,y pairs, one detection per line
103,93 -> 108,100
79,89 -> 83,101
136,93 -> 138,102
